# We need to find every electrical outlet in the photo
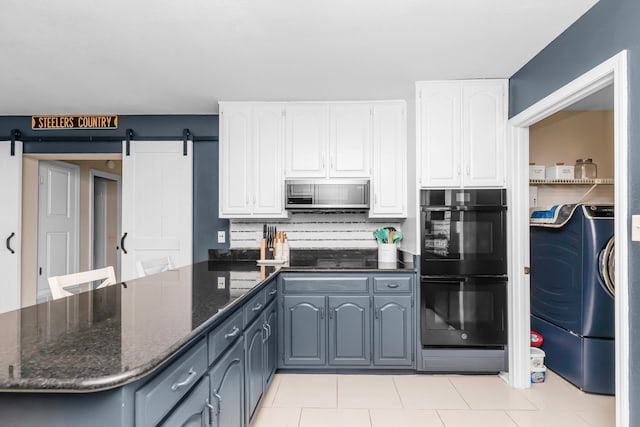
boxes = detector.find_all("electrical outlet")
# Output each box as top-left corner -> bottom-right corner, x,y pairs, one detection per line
217,277 -> 226,289
217,230 -> 226,244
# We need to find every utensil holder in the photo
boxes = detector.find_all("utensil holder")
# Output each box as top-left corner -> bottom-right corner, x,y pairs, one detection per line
378,243 -> 397,269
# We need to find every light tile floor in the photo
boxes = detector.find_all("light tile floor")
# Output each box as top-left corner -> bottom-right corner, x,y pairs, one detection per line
250,371 -> 615,427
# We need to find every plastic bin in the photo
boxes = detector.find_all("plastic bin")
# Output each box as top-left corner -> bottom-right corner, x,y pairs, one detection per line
530,347 -> 545,369
531,366 -> 547,383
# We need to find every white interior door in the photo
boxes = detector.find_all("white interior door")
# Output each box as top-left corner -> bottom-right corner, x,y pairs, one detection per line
0,141 -> 22,313
37,160 -> 80,301
121,140 -> 193,281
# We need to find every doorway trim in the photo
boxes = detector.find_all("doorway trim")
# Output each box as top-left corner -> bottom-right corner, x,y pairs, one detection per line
508,50 -> 628,426
89,169 -> 122,278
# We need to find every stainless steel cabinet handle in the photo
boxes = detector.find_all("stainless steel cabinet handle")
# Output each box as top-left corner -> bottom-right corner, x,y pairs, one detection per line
6,232 -> 15,254
386,283 -> 399,289
319,307 -> 324,319
265,323 -> 271,337
213,389 -> 222,414
329,307 -> 334,319
170,368 -> 197,391
263,324 -> 269,340
224,326 -> 240,339
252,302 -> 263,312
206,399 -> 215,427
375,308 -> 380,319
269,289 -> 277,296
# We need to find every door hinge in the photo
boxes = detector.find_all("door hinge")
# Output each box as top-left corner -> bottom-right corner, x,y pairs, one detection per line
524,267 -> 530,275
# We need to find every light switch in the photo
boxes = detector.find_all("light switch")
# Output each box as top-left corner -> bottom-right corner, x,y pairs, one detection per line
632,215 -> 640,242
217,230 -> 226,244
217,277 -> 226,289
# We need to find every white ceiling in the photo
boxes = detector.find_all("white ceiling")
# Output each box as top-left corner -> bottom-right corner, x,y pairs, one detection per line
0,0 -> 598,115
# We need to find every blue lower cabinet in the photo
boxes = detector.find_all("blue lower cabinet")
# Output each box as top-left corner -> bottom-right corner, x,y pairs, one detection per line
135,340 -> 208,427
209,337 -> 245,427
159,376 -> 210,427
244,316 -> 265,421
328,296 -> 371,365
263,301 -> 278,388
283,295 -> 326,366
374,295 -> 413,366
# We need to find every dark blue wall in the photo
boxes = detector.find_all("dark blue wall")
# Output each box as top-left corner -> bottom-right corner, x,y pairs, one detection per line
510,0 -> 638,421
0,115 -> 229,263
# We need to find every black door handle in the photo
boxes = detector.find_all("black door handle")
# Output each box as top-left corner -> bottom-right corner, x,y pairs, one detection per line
120,232 -> 128,254
6,232 -> 15,254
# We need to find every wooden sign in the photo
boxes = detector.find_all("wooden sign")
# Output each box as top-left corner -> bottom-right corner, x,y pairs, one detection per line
31,115 -> 118,130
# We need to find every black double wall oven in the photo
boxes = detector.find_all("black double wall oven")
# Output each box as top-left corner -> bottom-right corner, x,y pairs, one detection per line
420,189 -> 508,348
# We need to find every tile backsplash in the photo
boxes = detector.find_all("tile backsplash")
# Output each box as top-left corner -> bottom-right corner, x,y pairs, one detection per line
230,212 -> 402,249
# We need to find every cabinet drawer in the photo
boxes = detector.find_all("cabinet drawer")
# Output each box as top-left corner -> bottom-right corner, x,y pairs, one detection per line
243,289 -> 266,327
208,310 -> 243,365
282,276 -> 369,293
373,276 -> 411,293
159,376 -> 210,427
135,339 -> 208,427
265,280 -> 278,303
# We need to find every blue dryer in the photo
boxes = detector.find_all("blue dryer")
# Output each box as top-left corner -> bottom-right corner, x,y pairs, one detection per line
530,204 -> 615,395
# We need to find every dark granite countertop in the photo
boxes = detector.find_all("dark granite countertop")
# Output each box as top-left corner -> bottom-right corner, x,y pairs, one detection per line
0,261 -> 274,393
210,248 -> 416,271
0,253 -> 416,393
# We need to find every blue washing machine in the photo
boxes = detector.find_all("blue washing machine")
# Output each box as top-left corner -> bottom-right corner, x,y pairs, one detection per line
530,204 -> 615,395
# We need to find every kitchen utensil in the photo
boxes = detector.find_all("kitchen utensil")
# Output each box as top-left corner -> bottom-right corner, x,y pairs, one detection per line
388,230 -> 395,243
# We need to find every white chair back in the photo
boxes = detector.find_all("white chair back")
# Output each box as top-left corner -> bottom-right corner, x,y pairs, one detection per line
136,256 -> 174,277
47,266 -> 117,300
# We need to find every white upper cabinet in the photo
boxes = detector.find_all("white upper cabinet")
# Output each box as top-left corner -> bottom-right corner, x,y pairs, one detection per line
285,104 -> 328,178
417,80 -> 507,188
285,103 -> 371,179
370,102 -> 407,218
219,102 -> 286,218
221,100 -> 406,218
329,104 -> 371,178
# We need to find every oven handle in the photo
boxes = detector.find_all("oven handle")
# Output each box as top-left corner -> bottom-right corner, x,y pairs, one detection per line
421,206 -> 506,212
421,276 -> 508,284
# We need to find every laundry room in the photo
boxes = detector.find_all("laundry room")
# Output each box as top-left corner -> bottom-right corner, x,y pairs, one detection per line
528,83 -> 616,397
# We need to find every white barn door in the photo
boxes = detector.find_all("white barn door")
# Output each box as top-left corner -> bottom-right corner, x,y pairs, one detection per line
121,140 -> 193,281
0,141 -> 22,313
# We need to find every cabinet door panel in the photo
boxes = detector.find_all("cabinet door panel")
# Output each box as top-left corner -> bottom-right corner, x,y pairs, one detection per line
370,103 -> 406,217
285,104 -> 327,178
254,105 -> 285,215
220,105 -> 252,215
419,84 -> 461,187
283,296 -> 326,365
244,318 -> 265,420
210,337 -> 244,427
328,296 -> 371,365
374,296 -> 412,366
264,302 -> 278,388
462,82 -> 506,187
329,104 -> 371,177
